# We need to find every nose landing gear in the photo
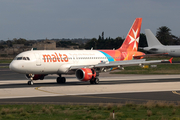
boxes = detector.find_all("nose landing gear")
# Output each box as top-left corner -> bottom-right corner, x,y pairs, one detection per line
26,74 -> 34,85
27,80 -> 34,85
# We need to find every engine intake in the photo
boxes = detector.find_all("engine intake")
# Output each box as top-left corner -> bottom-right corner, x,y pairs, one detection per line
76,68 -> 96,81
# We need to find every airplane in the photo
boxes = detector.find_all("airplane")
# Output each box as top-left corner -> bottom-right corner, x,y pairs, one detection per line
142,29 -> 180,57
9,18 -> 169,85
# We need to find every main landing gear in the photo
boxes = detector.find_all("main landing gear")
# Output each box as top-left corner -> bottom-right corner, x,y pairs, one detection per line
90,72 -> 99,84
56,74 -> 66,84
90,78 -> 99,84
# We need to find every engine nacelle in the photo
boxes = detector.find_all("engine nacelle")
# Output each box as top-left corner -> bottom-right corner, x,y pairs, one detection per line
75,68 -> 96,81
26,74 -> 46,80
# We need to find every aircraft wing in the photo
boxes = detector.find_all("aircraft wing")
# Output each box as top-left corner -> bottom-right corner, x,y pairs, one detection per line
69,59 -> 170,70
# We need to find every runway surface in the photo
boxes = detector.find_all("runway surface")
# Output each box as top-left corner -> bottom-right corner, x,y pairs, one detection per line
1,67 -> 180,104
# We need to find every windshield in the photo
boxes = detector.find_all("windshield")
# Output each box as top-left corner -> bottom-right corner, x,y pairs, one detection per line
17,57 -> 22,60
15,57 -> 30,60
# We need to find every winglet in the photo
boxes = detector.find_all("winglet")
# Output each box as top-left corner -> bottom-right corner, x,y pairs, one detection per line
169,57 -> 173,63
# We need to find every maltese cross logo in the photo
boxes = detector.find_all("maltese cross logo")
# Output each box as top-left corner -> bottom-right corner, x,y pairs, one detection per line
128,28 -> 139,50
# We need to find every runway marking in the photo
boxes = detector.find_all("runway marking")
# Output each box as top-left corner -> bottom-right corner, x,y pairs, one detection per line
75,95 -> 152,102
172,91 -> 180,95
35,86 -> 67,95
35,86 -> 146,101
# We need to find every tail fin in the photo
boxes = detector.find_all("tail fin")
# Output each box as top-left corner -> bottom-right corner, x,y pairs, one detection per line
145,29 -> 163,47
118,18 -> 142,51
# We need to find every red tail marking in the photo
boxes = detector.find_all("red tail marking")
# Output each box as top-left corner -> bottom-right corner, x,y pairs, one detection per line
118,18 -> 142,51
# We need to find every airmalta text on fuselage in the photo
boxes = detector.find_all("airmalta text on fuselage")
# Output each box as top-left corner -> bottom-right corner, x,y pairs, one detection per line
43,52 -> 68,62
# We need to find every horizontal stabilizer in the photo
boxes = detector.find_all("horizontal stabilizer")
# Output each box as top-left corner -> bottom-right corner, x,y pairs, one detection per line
133,53 -> 168,59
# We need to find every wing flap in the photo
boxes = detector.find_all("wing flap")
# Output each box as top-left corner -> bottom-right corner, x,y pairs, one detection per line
95,59 -> 168,68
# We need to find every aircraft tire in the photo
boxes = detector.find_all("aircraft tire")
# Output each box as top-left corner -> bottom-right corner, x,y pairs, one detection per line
94,78 -> 99,84
61,77 -> 66,83
56,77 -> 61,83
27,80 -> 33,85
57,77 -> 66,83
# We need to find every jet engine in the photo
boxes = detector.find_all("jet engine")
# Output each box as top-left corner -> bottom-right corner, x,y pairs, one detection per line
26,74 -> 46,80
75,68 -> 96,81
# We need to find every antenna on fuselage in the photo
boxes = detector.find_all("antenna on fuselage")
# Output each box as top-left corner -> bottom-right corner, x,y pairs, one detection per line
31,48 -> 33,51
91,47 -> 93,50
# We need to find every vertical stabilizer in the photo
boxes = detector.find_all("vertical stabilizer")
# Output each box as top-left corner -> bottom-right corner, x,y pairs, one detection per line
118,18 -> 142,51
145,29 -> 163,47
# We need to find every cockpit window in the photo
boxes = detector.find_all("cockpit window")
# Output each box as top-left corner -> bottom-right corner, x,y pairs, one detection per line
17,57 -> 22,60
15,57 -> 30,60
23,57 -> 26,60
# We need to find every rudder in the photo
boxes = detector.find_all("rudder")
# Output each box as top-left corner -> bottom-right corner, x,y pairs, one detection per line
118,18 -> 142,51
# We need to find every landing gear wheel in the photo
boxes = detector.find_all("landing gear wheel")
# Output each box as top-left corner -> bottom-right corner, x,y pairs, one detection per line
90,80 -> 94,84
27,80 -> 33,85
94,78 -> 99,84
57,77 -> 61,83
57,77 -> 66,84
61,77 -> 66,83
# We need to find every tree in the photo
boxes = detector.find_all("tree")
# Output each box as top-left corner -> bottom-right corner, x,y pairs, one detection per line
6,40 -> 13,47
56,41 -> 78,47
156,26 -> 173,45
139,33 -> 147,47
96,35 -> 105,49
84,38 -> 97,49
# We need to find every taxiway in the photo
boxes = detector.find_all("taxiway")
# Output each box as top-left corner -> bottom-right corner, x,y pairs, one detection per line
0,67 -> 180,104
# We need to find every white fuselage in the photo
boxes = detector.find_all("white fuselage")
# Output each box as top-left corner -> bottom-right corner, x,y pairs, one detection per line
9,50 -> 111,74
143,45 -> 180,57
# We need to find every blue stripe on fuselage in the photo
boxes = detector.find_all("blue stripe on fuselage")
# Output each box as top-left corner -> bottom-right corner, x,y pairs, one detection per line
99,51 -> 114,62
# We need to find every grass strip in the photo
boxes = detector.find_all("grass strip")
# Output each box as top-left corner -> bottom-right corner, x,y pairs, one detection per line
0,101 -> 180,120
0,59 -> 12,64
112,64 -> 180,74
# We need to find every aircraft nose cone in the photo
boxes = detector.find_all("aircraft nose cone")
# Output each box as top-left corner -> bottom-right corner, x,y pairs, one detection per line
9,62 -> 12,70
9,61 -> 18,71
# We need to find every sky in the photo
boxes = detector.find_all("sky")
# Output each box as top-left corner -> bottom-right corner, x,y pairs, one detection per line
0,0 -> 180,40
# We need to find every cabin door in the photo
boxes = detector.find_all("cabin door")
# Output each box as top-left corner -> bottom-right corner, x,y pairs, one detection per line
34,53 -> 41,66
